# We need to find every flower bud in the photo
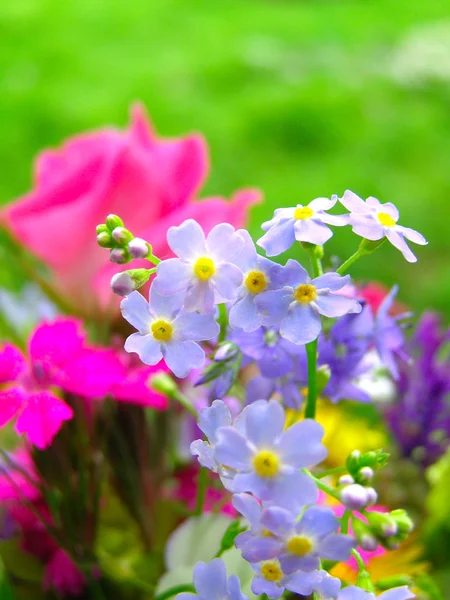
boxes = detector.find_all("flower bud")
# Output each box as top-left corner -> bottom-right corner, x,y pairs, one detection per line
128,237 -> 151,259
338,475 -> 354,486
390,509 -> 414,535
96,223 -> 109,234
110,248 -> 131,264
112,227 -> 134,246
110,268 -> 151,296
352,518 -> 378,552
105,214 -> 124,230
358,466 -> 374,484
340,484 -> 369,510
366,512 -> 398,538
97,231 -> 114,248
150,372 -> 178,397
214,342 -> 239,362
365,487 -> 378,506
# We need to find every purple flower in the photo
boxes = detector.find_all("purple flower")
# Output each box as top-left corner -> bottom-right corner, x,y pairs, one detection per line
246,374 -> 306,410
229,231 -> 286,332
251,561 -> 321,599
257,197 -> 348,256
335,586 -> 414,600
314,572 -> 342,599
121,286 -> 219,378
374,286 -> 408,380
237,505 -> 354,571
154,219 -> 244,313
190,400 -> 233,473
214,400 -> 326,511
340,190 -> 427,263
255,260 -> 361,345
177,559 -> 249,600
231,326 -> 306,379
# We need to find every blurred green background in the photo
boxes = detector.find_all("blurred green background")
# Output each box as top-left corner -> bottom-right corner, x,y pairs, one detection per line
1,0 -> 450,313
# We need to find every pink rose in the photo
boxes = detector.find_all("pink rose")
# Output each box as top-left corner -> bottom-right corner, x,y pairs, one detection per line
2,104 -> 260,316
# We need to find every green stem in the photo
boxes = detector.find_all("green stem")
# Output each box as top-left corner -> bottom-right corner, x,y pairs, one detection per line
154,584 -> 196,600
352,548 -> 367,572
303,469 -> 340,501
336,249 -> 365,275
148,253 -> 161,265
337,238 -> 386,276
304,339 -> 318,419
218,303 -> 228,343
171,389 -> 198,418
341,509 -> 351,534
316,466 -> 347,479
194,467 -> 208,516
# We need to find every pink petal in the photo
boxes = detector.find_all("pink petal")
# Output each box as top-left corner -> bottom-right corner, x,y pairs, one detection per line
0,387 -> 25,427
28,318 -> 85,366
111,364 -> 169,409
0,344 -> 27,384
15,391 -> 73,449
0,448 -> 40,502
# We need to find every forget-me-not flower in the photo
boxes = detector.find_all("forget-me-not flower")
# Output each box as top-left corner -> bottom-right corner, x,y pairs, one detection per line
176,558 -> 249,600
121,285 -> 219,378
255,260 -> 361,345
229,231 -> 286,332
250,560 -> 321,599
374,285 -> 407,380
333,586 -> 415,600
214,400 -> 326,511
257,197 -> 348,257
339,190 -> 427,263
154,219 -> 244,313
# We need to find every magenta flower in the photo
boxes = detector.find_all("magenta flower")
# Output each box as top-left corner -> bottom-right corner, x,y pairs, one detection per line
340,190 -> 427,263
43,549 -> 86,597
0,318 -> 124,448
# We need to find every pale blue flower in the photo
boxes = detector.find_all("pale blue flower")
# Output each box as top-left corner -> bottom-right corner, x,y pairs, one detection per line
214,400 -> 326,511
121,285 -> 219,378
374,285 -> 407,380
255,260 -> 361,345
251,561 -> 321,599
257,197 -> 348,257
340,190 -> 427,263
336,586 -> 414,600
177,558 -> 248,600
154,219 -> 244,313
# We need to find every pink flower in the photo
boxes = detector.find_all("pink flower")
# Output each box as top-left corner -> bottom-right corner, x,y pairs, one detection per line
0,448 -> 40,502
0,318 -> 123,448
2,104 -> 260,316
44,549 -> 86,597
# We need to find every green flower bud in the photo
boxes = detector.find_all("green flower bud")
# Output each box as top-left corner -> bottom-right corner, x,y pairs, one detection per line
366,512 -> 398,538
390,509 -> 414,535
110,268 -> 152,296
105,214 -> 124,230
150,372 -> 179,397
352,518 -> 378,552
96,223 -> 109,234
97,231 -> 114,248
112,227 -> 134,246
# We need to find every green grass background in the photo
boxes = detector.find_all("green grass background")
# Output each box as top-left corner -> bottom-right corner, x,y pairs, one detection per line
1,0 -> 450,314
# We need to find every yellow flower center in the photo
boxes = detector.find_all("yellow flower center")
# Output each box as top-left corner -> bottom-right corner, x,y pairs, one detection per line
377,212 -> 396,227
261,560 -> 283,582
245,270 -> 268,294
253,450 -> 280,477
294,283 -> 317,304
287,536 -> 313,556
151,319 -> 173,342
193,257 -> 216,281
294,206 -> 314,220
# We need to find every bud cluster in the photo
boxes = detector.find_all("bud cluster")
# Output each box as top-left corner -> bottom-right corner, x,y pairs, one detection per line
353,509 -> 413,552
96,214 -> 151,264
338,450 -> 389,511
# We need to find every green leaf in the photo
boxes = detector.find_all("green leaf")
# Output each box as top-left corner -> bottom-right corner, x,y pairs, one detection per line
217,519 -> 247,556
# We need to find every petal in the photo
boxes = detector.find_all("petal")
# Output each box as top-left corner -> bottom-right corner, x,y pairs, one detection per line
244,400 -> 285,447
350,215 -> 384,240
227,574 -> 248,600
318,533 -> 355,561
215,427 -> 253,470
120,291 -> 151,333
268,472 -> 319,512
252,576 -> 283,600
206,223 -> 245,261
149,285 -> 184,318
280,555 -> 319,574
229,294 -> 261,333
190,440 -> 216,470
274,259 -> 309,288
124,332 -> 163,365
154,258 -> 193,295
395,225 -> 428,245
214,263 -> 243,301
385,229 -> 417,263
258,345 -> 294,379
338,586 -> 373,600
0,388 -> 25,427
379,587 -> 415,600
29,318 -> 85,366
0,345 -> 27,384
278,420 -> 327,468
308,197 -> 337,211
15,391 -> 73,449
284,571 -> 320,597
312,272 -> 350,292
257,219 -> 296,257
163,340 -> 205,378
293,219 -> 333,245
167,219 -> 206,260
193,559 -> 227,600
313,293 -> 361,318
232,493 -> 262,531
320,213 -> 350,226
246,376 -> 276,403
339,190 -> 368,214
376,201 -> 398,220
260,506 -> 296,538
279,305 -> 321,345
255,289 -> 293,327
241,537 -> 284,562
173,310 -> 219,341
177,595 -> 199,600
233,230 -> 258,271
298,506 -> 338,539
184,281 -> 215,313
198,400 -> 232,443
